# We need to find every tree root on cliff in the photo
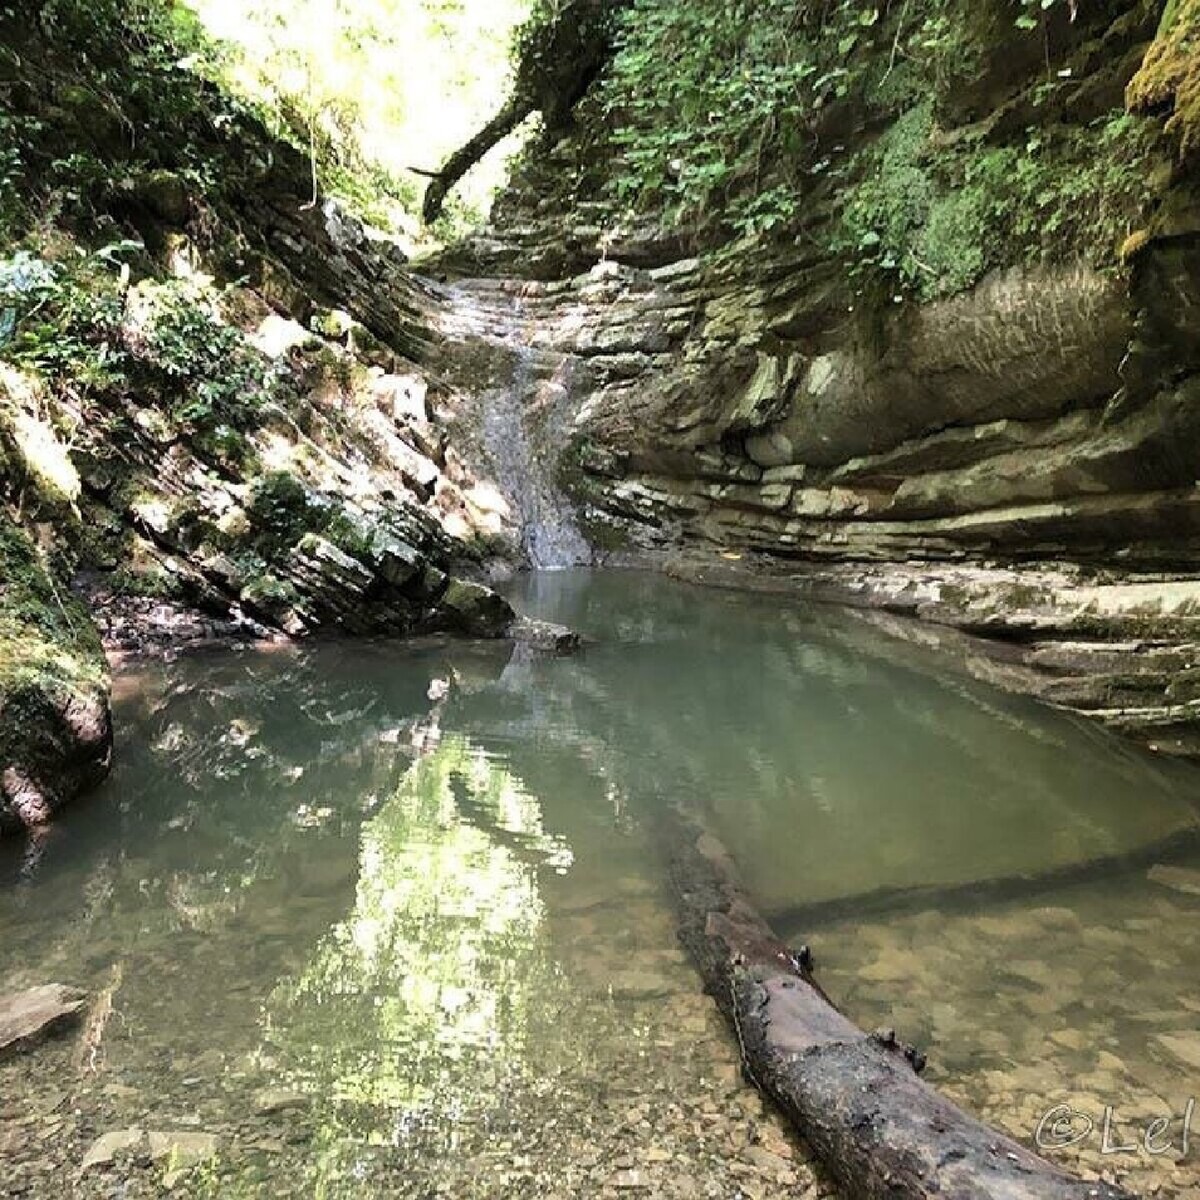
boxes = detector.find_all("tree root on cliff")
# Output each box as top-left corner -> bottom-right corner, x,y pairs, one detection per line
663,805 -> 1136,1200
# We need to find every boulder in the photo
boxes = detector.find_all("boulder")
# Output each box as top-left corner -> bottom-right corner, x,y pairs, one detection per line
437,577 -> 515,637
508,616 -> 582,654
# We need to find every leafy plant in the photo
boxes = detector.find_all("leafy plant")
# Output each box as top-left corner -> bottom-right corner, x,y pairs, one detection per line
0,248 -> 128,391
1015,0 -> 1076,31
125,278 -> 275,431
590,0 -> 1161,297
838,104 -> 1159,301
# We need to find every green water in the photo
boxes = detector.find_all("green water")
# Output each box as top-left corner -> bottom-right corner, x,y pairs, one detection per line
1,569 -> 1197,1197
502,571 -> 1200,912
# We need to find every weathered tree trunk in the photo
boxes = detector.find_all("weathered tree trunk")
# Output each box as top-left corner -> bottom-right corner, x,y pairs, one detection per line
422,95 -> 536,225
664,805 -> 1136,1200
422,0 -> 633,223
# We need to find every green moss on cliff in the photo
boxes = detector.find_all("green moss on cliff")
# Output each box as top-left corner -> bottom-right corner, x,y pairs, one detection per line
0,508 -> 111,828
841,103 -> 1159,300
1128,0 -> 1200,160
0,515 -> 105,696
581,0 -> 1169,298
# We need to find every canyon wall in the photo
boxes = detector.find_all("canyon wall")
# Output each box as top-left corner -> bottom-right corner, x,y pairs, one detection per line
425,0 -> 1200,753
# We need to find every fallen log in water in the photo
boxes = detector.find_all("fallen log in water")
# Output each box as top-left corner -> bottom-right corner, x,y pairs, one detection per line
766,824 -> 1200,933
664,806 -> 1136,1200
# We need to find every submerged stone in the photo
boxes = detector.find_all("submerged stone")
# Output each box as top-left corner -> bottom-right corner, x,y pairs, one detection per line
80,1129 -> 220,1172
253,1088 -> 310,1116
0,985 -> 87,1059
1155,1032 -> 1200,1071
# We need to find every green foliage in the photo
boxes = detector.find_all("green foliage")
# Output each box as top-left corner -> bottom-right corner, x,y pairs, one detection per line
0,247 -> 129,391
0,245 -> 279,440
597,0 -> 993,236
0,0 -> 527,248
246,470 -> 320,556
1014,0 -> 1074,31
0,511 -> 106,699
127,278 -> 273,431
0,0 -> 241,240
0,110 -> 30,244
840,107 -> 1159,300
601,0 -> 864,233
595,0 -> 1161,297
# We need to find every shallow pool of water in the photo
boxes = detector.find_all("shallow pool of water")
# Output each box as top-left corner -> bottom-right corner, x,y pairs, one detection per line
1,569 -> 1197,1197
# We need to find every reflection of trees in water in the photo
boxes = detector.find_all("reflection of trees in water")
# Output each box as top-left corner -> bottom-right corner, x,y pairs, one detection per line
0,644 -> 513,1056
264,734 -> 572,1180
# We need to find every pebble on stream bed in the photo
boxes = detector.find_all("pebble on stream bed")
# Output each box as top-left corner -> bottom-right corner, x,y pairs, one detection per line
0,881 -> 837,1200
814,865 -> 1200,1200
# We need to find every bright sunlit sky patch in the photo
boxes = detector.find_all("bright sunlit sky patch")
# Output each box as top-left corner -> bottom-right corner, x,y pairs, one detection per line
187,0 -> 531,233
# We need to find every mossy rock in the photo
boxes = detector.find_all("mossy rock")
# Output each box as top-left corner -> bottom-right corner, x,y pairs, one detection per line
1128,0 -> 1200,161
0,514 -> 111,833
436,577 -> 514,638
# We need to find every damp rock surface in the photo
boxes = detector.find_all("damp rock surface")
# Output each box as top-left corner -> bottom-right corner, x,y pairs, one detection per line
0,984 -> 87,1059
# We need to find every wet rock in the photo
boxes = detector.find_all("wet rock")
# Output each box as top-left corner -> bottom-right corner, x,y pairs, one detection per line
606,969 -> 680,999
608,1168 -> 652,1188
80,1128 -> 220,1172
147,1130 -> 221,1164
744,1146 -> 792,1178
0,985 -> 87,1058
123,168 -> 191,226
80,1129 -> 143,1170
253,1088 -> 310,1116
437,577 -> 514,637
1155,1032 -> 1200,1070
508,616 -> 583,654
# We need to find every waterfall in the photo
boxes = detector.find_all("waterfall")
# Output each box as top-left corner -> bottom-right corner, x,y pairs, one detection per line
429,280 -> 592,570
480,343 -> 592,570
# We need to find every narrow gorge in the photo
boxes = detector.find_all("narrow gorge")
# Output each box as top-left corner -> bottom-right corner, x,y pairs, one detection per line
2,1 -> 1200,1198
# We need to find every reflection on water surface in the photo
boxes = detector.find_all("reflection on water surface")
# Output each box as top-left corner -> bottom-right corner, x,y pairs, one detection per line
0,569 -> 1196,1197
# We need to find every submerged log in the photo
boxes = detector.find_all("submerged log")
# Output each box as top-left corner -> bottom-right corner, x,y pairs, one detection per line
664,808 -> 1135,1200
766,824 -> 1200,932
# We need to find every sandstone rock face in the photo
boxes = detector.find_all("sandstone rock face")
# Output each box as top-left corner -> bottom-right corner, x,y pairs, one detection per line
415,228 -> 1200,751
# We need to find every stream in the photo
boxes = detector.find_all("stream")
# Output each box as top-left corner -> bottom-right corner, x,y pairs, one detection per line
1,570 -> 1198,1198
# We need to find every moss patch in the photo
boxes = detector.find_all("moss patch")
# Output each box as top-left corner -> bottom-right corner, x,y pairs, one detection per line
0,513 -> 107,699
0,510 -> 110,828
839,102 -> 1163,302
1128,0 -> 1200,161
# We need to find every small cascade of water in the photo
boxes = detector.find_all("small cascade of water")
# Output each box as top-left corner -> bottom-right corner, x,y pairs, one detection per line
481,341 -> 592,571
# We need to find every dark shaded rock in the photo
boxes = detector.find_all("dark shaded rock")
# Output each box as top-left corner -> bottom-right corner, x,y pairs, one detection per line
120,168 -> 191,226
437,578 -> 515,638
